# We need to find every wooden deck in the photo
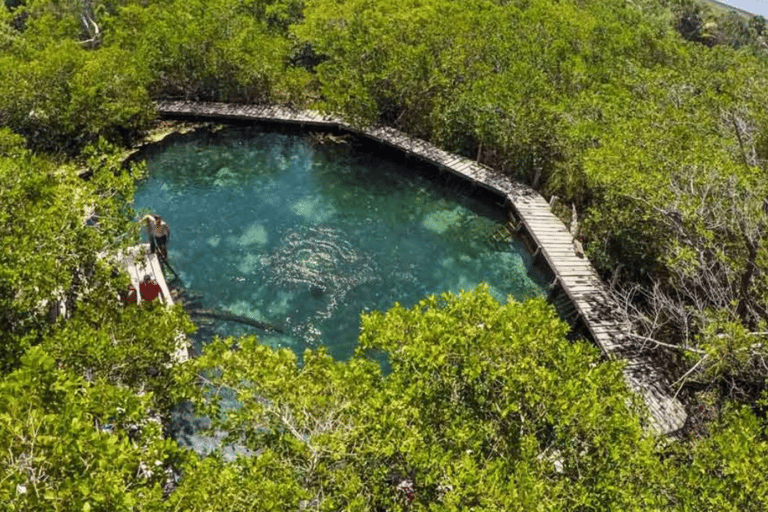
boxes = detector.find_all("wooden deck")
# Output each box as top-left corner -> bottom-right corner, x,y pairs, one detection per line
118,243 -> 188,363
154,100 -> 686,434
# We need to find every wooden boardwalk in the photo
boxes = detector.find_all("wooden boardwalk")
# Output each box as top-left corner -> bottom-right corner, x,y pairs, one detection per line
155,100 -> 686,434
118,243 -> 188,363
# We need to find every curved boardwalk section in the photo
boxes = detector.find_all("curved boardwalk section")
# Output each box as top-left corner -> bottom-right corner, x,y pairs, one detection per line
155,100 -> 686,434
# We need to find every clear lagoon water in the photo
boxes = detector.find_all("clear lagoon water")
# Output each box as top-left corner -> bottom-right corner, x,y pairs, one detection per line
134,125 -> 549,360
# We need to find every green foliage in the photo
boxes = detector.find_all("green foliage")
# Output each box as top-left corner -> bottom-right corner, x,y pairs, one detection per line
183,286 -> 666,510
0,128 -> 195,509
667,0 -> 768,49
3,0 -> 768,507
0,145 -> 88,362
108,0 -> 308,103
0,38 -> 153,150
168,454 -> 309,511
693,314 -> 768,403
296,0 -> 681,183
44,299 -> 196,412
578,48 -> 768,402
0,134 -> 143,370
0,347 -> 185,511
666,405 -> 768,510
358,286 -> 666,510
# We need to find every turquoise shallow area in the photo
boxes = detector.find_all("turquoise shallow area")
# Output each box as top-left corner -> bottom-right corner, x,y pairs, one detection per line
134,126 -> 549,359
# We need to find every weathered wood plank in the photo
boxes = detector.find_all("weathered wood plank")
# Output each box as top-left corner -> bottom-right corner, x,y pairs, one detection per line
526,227 -> 569,234
537,242 -> 578,249
562,279 -> 603,288
555,270 -> 597,278
544,254 -> 583,262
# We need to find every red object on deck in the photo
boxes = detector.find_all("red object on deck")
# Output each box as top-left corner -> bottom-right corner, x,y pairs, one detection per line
127,284 -> 138,304
139,279 -> 162,302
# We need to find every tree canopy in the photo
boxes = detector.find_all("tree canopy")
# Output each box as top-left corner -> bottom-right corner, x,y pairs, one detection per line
2,0 -> 768,508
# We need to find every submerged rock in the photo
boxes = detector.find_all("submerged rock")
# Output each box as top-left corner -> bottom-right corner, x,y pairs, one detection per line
310,285 -> 325,299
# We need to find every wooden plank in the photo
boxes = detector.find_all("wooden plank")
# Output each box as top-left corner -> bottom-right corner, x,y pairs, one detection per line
524,226 -> 569,234
546,244 -> 582,250
561,271 -> 601,279
542,255 -> 585,264
521,219 -> 573,227
522,216 -> 566,223
526,226 -> 568,234
524,225 -> 570,233
555,266 -> 594,278
573,297 -> 615,308
553,261 -> 594,269
452,161 -> 475,173
548,259 -> 590,267
539,247 -> 577,254
543,256 -> 585,265
543,252 -> 581,259
554,267 -> 595,275
525,224 -> 567,231
593,334 -> 624,347
544,249 -> 582,256
567,285 -> 602,294
523,216 -> 567,222
546,265 -> 590,275
538,243 -> 576,251
550,262 -> 592,271
562,279 -> 603,288
147,252 -> 173,306
520,208 -> 559,215
590,327 -> 628,337
538,239 -> 576,246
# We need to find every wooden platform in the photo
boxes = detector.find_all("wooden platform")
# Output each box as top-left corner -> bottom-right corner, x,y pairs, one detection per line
154,101 -> 686,434
118,243 -> 188,363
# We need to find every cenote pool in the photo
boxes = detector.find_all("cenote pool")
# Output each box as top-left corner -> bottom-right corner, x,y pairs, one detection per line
134,125 -> 549,360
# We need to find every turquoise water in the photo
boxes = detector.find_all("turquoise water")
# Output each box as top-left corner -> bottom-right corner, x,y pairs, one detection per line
134,126 -> 548,359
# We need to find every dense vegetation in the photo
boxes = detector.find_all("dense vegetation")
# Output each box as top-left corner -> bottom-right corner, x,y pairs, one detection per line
2,0 -> 768,509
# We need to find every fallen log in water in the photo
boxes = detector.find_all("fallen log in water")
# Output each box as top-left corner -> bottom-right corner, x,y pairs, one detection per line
187,308 -> 284,334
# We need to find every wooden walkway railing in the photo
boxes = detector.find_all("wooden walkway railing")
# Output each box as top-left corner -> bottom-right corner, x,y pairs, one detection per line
154,100 -> 686,434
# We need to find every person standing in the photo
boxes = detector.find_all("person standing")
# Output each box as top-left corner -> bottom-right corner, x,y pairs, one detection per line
141,214 -> 158,254
154,216 -> 170,261
140,214 -> 170,260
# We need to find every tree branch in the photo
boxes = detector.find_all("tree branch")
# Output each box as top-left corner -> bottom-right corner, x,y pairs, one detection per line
626,333 -> 707,355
